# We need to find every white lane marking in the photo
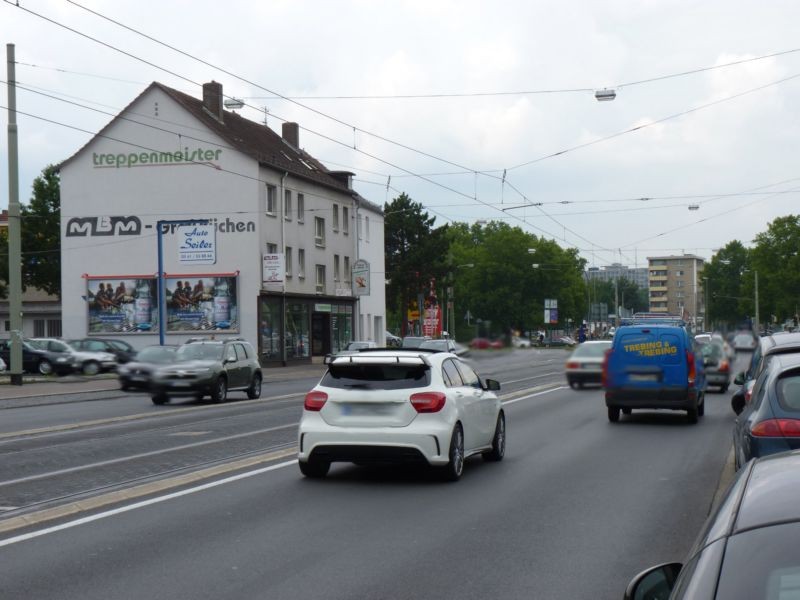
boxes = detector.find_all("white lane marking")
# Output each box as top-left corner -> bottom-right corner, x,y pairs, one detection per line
0,460 -> 297,549
502,386 -> 568,406
0,423 -> 296,488
502,371 -> 561,385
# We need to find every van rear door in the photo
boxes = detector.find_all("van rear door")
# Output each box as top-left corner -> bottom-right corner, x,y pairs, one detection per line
614,328 -> 685,391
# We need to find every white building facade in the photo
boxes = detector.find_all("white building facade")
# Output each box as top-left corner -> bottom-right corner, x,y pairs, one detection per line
59,81 -> 385,364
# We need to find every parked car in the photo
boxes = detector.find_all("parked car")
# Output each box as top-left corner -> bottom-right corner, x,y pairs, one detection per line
565,340 -> 612,388
385,331 -> 401,347
624,450 -> 800,600
733,352 -> 800,469
0,356 -> 5,372
700,339 -> 732,392
297,349 -> 504,480
731,332 -> 800,415
30,338 -> 117,375
512,336 -> 532,348
469,337 -> 491,350
603,322 -> 706,423
150,338 -> 262,404
69,338 -> 136,364
117,345 -> 178,391
0,338 -> 73,375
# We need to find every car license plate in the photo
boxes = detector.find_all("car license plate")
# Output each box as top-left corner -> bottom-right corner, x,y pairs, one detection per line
342,403 -> 392,416
629,374 -> 658,382
170,381 -> 190,387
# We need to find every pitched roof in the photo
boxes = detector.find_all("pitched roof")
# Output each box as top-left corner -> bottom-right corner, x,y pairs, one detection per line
60,82 -> 353,194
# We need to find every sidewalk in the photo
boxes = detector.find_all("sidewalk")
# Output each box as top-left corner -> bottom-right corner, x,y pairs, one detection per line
0,363 -> 327,405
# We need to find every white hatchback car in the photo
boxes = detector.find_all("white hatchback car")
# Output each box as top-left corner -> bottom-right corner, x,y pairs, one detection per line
298,349 -> 505,481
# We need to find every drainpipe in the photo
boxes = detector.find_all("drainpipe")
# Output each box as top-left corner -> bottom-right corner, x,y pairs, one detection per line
280,171 -> 288,366
353,194 -> 360,342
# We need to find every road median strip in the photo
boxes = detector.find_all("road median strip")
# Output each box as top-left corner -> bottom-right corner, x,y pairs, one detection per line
0,447 -> 298,536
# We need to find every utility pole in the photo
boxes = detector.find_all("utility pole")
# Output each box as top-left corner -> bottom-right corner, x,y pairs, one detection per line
6,44 -> 23,385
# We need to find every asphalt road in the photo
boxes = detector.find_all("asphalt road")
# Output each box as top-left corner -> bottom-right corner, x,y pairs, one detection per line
0,349 -> 741,599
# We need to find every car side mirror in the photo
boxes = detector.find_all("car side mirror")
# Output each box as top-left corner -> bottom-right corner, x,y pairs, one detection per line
734,372 -> 745,386
484,378 -> 501,391
624,562 -> 682,600
225,356 -> 236,364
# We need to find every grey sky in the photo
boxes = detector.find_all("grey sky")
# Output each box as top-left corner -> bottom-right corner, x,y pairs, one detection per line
3,0 -> 800,268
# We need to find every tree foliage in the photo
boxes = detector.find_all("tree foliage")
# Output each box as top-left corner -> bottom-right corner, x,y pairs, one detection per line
702,240 -> 751,328
750,215 -> 800,325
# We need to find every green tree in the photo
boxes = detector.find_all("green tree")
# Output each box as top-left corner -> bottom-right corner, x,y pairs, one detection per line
702,240 -> 750,328
384,193 -> 449,333
750,215 -> 800,325
0,165 -> 60,298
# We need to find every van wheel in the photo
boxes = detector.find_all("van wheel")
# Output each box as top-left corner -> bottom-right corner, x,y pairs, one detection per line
687,406 -> 699,424
608,407 -> 620,423
698,396 -> 705,417
622,408 -> 632,415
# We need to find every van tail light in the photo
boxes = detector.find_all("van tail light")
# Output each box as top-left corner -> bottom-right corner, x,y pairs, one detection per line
304,391 -> 328,411
601,349 -> 611,388
410,392 -> 446,413
687,351 -> 696,385
718,359 -> 729,373
751,418 -> 800,437
566,361 -> 580,369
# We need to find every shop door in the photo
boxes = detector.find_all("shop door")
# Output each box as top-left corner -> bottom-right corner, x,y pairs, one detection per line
311,312 -> 331,356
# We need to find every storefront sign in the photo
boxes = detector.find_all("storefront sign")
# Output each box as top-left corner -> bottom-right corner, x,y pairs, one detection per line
166,275 -> 238,332
67,215 -> 255,238
92,147 -> 223,169
262,253 -> 284,284
314,304 -> 332,313
86,277 -> 158,334
352,259 -> 370,296
179,224 -> 216,264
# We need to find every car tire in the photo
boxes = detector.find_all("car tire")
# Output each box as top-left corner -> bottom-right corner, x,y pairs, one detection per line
210,377 -> 227,403
721,384 -> 729,393
687,406 -> 699,424
482,412 -> 506,462
247,373 -> 262,399
568,379 -> 578,389
152,393 -> 169,405
82,361 -> 100,376
120,382 -> 130,391
441,423 -> 465,481
622,408 -> 632,415
299,457 -> 330,478
608,407 -> 620,423
38,359 -> 53,376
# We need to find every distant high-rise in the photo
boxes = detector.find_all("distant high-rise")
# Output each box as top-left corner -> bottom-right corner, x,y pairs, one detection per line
647,255 -> 705,325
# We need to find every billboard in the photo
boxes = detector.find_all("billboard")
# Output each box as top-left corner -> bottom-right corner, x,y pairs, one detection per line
165,275 -> 239,332
85,274 -> 239,334
86,277 -> 158,334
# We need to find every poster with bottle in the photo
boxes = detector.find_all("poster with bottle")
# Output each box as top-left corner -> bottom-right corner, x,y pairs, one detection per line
165,274 -> 239,332
85,276 -> 158,333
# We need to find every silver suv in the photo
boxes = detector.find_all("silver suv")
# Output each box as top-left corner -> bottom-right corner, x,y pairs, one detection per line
150,338 -> 262,405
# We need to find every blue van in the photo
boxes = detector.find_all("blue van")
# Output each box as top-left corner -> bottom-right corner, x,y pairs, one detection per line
603,321 -> 706,423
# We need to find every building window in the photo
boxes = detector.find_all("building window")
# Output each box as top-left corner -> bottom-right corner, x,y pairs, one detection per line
315,265 -> 326,294
285,246 -> 292,278
297,194 -> 304,222
47,320 -> 62,337
676,270 -> 685,276
677,280 -> 684,288
334,254 -> 340,282
34,319 -> 45,337
365,216 -> 370,241
676,291 -> 685,298
344,256 -> 351,283
314,217 -> 325,247
333,204 -> 339,232
266,243 -> 278,254
4,321 -> 9,332
342,206 -> 349,235
284,190 -> 292,220
266,184 -> 277,215
298,249 -> 305,279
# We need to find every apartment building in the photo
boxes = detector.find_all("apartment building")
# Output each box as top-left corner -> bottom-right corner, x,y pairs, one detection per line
647,255 -> 705,326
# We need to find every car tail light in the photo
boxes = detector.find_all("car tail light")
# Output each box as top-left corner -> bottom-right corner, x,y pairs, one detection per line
687,351 -> 696,385
566,361 -> 580,369
410,391 -> 446,413
304,390 -> 328,411
718,359 -> 729,372
601,349 -> 611,388
751,418 -> 800,437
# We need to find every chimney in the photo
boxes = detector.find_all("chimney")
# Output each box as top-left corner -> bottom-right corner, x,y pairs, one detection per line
202,81 -> 223,122
282,122 -> 299,148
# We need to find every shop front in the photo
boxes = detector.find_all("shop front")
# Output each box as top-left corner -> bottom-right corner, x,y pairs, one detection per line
259,294 -> 354,364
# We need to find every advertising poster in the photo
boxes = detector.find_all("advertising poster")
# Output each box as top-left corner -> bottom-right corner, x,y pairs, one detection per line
86,277 -> 158,334
423,304 -> 443,338
166,275 -> 239,332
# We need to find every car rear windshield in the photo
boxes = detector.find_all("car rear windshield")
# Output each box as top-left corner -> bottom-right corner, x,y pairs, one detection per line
734,334 -> 754,345
572,343 -> 610,358
322,364 -> 431,390
137,346 -> 177,363
776,373 -> 800,412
